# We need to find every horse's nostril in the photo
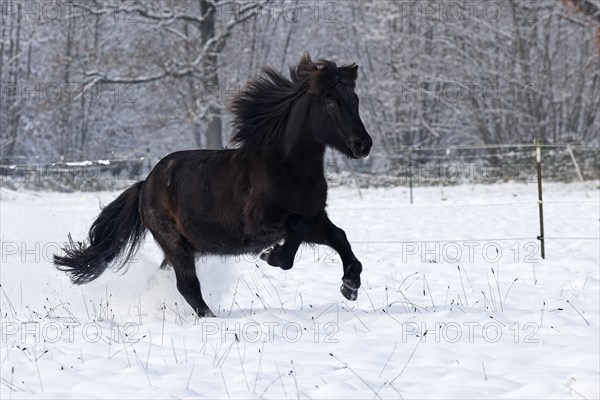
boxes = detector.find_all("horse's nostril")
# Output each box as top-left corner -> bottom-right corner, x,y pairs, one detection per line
355,140 -> 364,151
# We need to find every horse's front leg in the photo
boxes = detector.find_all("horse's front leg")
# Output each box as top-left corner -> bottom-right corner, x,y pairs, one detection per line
305,211 -> 362,301
261,214 -> 308,270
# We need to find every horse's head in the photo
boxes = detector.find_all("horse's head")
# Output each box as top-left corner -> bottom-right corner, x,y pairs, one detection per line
296,54 -> 372,159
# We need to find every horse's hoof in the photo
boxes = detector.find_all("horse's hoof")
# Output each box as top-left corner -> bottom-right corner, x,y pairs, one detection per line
259,251 -> 269,262
197,308 -> 216,318
279,261 -> 293,270
263,253 -> 281,268
159,258 -> 172,270
260,248 -> 279,266
340,282 -> 359,301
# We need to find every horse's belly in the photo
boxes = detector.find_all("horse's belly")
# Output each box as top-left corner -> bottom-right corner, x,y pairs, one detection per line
184,220 -> 283,255
240,226 -> 284,254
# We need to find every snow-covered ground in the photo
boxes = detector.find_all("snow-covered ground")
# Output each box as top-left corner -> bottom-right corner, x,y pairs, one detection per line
1,181 -> 598,399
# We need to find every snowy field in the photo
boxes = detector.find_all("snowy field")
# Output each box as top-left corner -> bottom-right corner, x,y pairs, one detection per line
1,181 -> 599,399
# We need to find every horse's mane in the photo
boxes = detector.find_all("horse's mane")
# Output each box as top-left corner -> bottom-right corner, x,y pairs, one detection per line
229,53 -> 358,150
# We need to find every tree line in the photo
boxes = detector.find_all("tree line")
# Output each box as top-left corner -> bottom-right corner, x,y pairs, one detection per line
1,0 -> 598,163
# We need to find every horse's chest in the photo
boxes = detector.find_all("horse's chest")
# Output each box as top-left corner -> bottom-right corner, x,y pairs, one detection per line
246,174 -> 326,221
293,179 -> 326,214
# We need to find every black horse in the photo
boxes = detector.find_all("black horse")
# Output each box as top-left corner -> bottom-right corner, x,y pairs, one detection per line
54,54 -> 372,317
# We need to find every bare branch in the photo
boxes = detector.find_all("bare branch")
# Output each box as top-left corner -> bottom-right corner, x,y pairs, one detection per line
567,0 -> 600,24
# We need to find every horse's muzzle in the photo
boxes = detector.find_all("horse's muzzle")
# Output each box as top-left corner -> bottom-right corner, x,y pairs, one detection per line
348,135 -> 372,159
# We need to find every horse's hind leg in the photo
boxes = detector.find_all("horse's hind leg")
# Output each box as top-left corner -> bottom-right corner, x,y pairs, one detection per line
140,175 -> 213,317
168,250 -> 215,318
143,213 -> 214,317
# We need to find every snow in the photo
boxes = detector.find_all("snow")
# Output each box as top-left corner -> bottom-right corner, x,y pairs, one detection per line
1,182 -> 599,399
65,161 -> 94,167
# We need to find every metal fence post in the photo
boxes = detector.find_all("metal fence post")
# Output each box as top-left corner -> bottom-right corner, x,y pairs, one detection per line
535,138 -> 546,259
408,149 -> 413,204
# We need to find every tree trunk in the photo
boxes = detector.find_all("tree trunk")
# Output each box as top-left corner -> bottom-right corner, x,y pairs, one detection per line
200,0 -> 222,149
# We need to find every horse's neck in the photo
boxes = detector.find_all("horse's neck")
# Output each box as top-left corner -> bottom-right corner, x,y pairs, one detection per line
279,94 -> 326,171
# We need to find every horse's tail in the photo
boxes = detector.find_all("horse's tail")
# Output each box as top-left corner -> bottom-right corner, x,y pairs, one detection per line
54,181 -> 146,284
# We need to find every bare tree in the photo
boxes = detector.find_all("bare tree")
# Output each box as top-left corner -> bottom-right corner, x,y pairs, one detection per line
75,0 -> 267,150
1,0 -> 598,163
0,1 -> 24,157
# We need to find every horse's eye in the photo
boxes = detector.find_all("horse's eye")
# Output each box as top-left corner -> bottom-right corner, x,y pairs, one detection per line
326,100 -> 337,110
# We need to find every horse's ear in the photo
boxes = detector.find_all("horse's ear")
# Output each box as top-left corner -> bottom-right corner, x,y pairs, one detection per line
347,64 -> 358,80
299,53 -> 313,67
339,64 -> 358,89
296,53 -> 315,80
295,55 -> 356,95
294,59 -> 335,96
